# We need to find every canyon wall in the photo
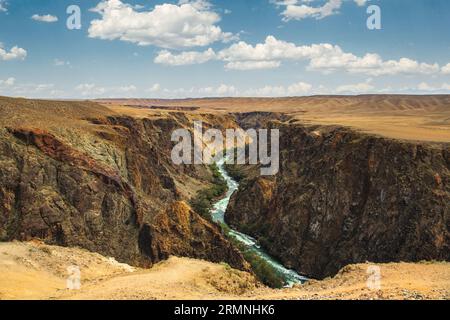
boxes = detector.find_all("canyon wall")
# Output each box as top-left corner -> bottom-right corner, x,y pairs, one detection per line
0,98 -> 247,270
226,119 -> 450,279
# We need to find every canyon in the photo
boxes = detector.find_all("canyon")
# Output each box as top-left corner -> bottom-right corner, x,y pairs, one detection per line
0,95 -> 449,298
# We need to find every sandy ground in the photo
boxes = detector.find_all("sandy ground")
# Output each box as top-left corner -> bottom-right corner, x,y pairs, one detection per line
98,96 -> 450,143
0,241 -> 448,300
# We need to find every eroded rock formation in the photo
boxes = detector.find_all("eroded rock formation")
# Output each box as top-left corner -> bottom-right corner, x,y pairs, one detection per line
0,97 -> 247,270
226,118 -> 450,279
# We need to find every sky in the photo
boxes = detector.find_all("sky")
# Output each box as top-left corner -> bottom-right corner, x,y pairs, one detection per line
0,0 -> 449,99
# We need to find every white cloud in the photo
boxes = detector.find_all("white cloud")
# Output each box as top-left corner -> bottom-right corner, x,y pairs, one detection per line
417,82 -> 450,92
224,60 -> 281,70
75,83 -> 107,97
282,0 -> 342,21
273,0 -> 370,21
147,83 -> 161,92
441,63 -> 450,75
0,77 -> 15,86
0,0 -> 7,13
216,84 -> 237,95
335,79 -> 374,94
243,81 -> 312,97
178,0 -> 212,10
155,36 -> 444,76
75,83 -> 138,97
3,83 -> 57,97
31,14 -> 58,23
88,0 -> 234,49
287,81 -> 313,95
154,48 -> 216,65
139,80 -> 313,98
54,58 -> 71,67
244,85 -> 286,97
354,0 -> 367,7
118,85 -> 137,93
0,45 -> 27,61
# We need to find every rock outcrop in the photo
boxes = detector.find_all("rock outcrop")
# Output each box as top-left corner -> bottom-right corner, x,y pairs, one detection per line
0,97 -> 247,270
226,120 -> 450,279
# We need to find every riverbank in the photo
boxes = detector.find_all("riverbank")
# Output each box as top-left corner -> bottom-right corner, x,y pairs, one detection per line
1,241 -> 448,300
210,158 -> 307,287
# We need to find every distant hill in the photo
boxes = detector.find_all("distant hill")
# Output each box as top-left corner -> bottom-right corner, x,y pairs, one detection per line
97,95 -> 450,142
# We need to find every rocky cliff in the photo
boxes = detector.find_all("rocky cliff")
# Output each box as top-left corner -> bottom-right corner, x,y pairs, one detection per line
0,97 -> 247,270
226,118 -> 450,279
2,97 -> 449,280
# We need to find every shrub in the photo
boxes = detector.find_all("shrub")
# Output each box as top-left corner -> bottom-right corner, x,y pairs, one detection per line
228,237 -> 285,289
242,250 -> 284,289
190,164 -> 228,220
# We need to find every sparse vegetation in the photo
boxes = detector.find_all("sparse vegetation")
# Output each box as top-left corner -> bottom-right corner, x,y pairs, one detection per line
220,160 -> 285,288
190,163 -> 228,219
224,147 -> 247,182
242,250 -> 285,289
226,233 -> 285,289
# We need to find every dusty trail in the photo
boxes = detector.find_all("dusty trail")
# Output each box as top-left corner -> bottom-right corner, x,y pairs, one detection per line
1,241 -> 448,300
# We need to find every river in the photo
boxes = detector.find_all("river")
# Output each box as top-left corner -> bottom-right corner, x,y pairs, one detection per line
210,158 -> 308,287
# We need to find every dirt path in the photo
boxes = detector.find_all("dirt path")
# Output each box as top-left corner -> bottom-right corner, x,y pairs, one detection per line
0,241 -> 448,300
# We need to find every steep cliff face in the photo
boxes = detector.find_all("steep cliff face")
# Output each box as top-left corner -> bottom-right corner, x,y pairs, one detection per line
139,201 -> 247,269
226,122 -> 450,279
0,97 -> 247,270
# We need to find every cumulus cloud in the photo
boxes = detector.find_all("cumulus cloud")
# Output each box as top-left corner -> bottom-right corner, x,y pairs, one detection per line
31,14 -> 58,23
272,0 -> 369,21
0,45 -> 27,61
0,77 -> 15,86
88,0 -> 234,49
155,35 -> 444,76
441,63 -> 450,75
283,0 -> 342,21
155,48 -> 216,65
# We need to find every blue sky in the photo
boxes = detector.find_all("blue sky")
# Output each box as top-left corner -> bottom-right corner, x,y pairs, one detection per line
0,0 -> 449,98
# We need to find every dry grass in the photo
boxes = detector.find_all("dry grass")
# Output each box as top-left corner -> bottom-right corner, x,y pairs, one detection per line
2,95 -> 449,142
0,242 -> 448,300
98,95 -> 450,143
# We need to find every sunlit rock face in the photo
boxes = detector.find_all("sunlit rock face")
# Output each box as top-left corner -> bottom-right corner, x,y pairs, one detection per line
0,97 -> 246,270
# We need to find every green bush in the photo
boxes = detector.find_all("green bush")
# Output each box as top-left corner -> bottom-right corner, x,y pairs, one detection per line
228,236 -> 285,289
190,164 -> 228,219
243,250 -> 285,289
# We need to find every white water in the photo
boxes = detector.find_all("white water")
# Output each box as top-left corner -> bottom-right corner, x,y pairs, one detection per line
210,158 -> 308,287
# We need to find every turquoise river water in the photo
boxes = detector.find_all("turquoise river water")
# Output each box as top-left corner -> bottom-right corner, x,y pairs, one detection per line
210,158 -> 308,287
